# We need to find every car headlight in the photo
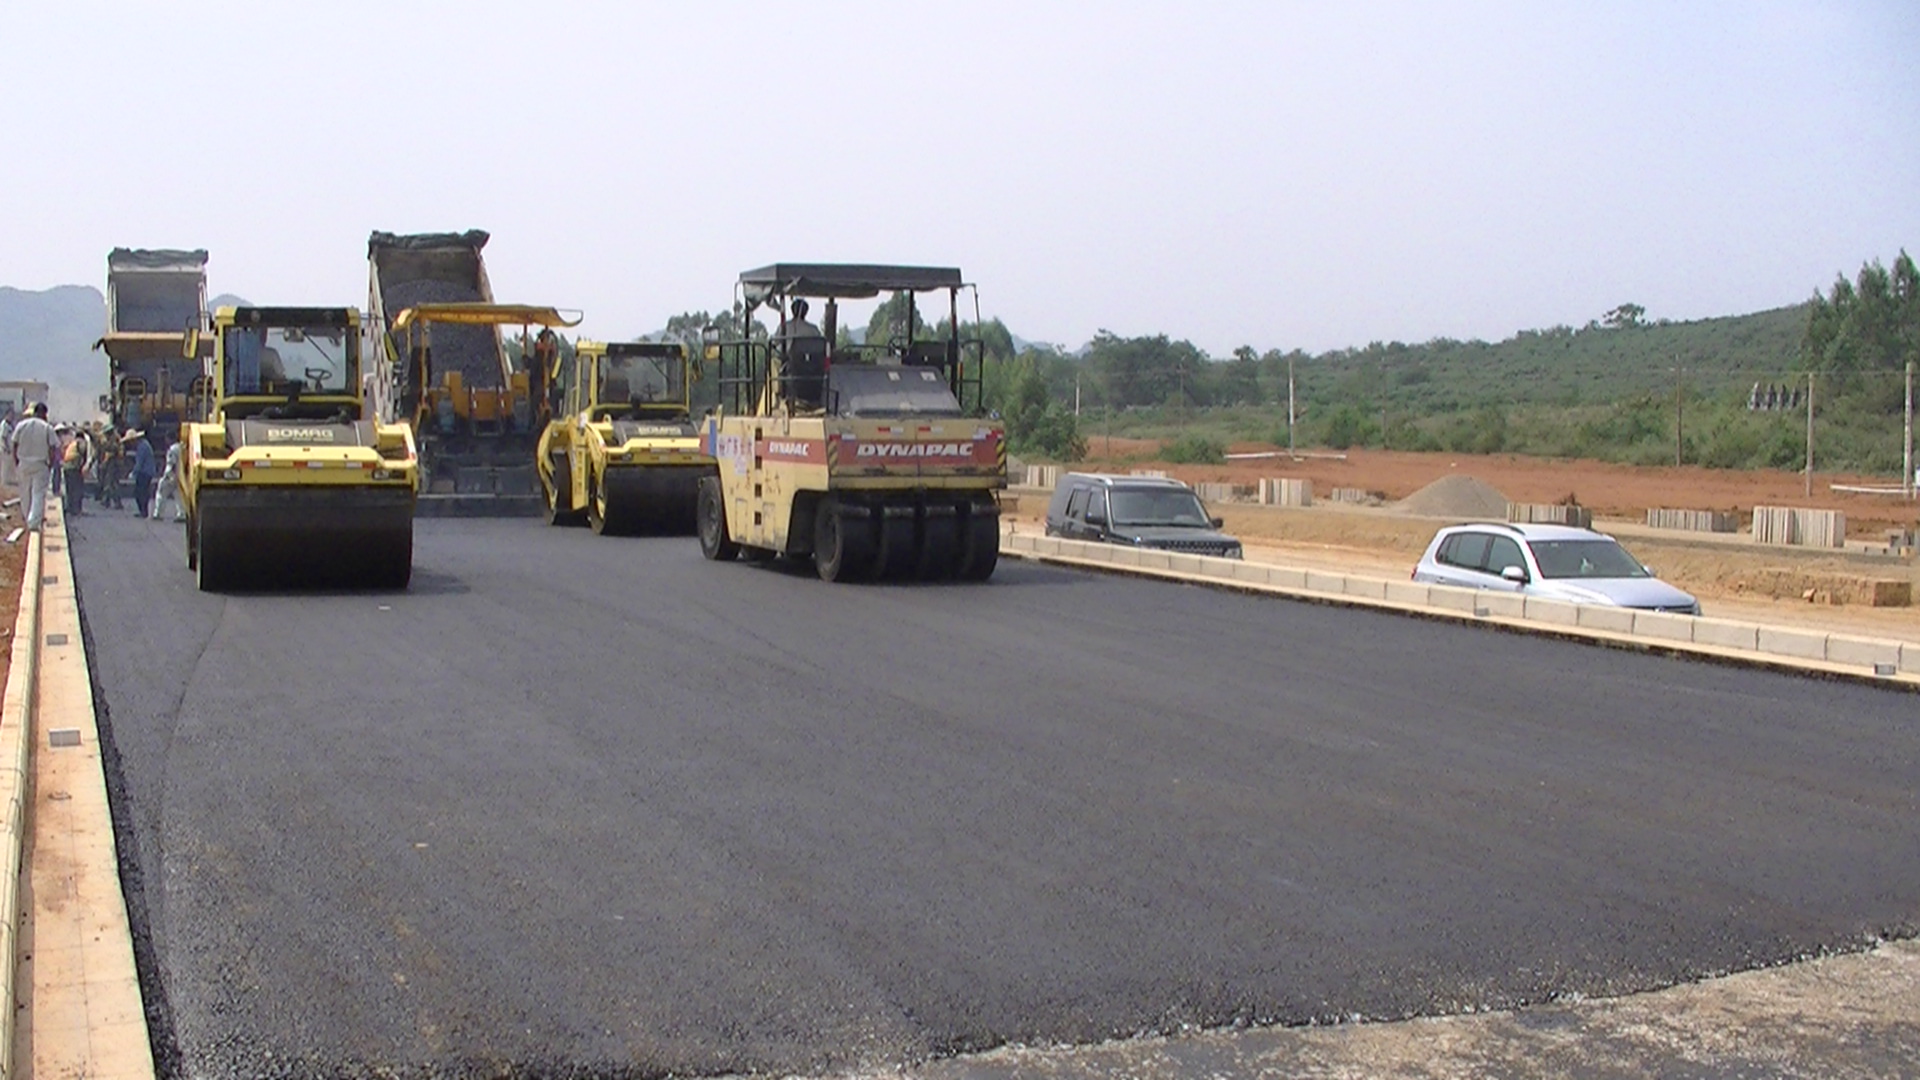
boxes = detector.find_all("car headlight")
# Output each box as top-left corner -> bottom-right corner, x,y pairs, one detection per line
1225,544 -> 1243,560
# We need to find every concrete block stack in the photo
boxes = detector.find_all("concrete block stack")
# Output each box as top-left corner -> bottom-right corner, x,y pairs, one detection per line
1193,482 -> 1255,504
1507,503 -> 1593,528
1327,487 -> 1373,504
1023,465 -> 1061,489
1129,469 -> 1168,479
1646,508 -> 1738,533
1257,477 -> 1312,507
1752,506 -> 1846,548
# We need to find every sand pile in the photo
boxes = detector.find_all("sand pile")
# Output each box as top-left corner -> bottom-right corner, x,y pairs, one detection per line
1393,475 -> 1511,519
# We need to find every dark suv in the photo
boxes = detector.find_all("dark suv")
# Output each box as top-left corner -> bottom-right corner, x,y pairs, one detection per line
1044,473 -> 1243,559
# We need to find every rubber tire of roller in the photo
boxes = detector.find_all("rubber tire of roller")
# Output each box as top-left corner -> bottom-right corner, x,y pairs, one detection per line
877,514 -> 917,581
814,500 -> 870,583
957,512 -> 999,582
697,475 -> 739,561
917,513 -> 959,581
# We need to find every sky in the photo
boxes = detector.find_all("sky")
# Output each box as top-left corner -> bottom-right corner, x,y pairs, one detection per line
2,1 -> 1915,356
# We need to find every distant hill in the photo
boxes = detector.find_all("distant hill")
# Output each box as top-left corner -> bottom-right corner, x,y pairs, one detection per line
0,285 -> 108,418
1297,303 -> 1813,412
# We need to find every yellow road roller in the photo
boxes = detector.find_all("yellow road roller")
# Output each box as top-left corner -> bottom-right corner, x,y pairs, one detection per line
181,305 -> 418,590
536,339 -> 714,534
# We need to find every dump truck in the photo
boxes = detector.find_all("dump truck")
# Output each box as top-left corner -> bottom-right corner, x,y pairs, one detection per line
537,339 -> 713,534
366,230 -> 558,514
697,264 -> 1005,581
181,305 -> 417,591
93,247 -> 214,446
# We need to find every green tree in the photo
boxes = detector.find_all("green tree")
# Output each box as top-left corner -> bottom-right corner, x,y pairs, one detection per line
1804,251 -> 1919,377
1602,302 -> 1647,329
1000,356 -> 1084,460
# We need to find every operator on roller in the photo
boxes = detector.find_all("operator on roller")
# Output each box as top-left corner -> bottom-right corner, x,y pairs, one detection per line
776,297 -> 822,342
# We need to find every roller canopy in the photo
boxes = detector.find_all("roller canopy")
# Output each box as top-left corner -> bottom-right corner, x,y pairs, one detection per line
738,264 -> 965,301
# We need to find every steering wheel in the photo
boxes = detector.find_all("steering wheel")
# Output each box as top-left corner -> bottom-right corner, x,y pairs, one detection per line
304,367 -> 331,388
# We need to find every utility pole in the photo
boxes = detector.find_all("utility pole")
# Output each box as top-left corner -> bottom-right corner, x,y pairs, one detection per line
1673,363 -> 1684,467
1905,359 -> 1914,501
1805,371 -> 1815,498
1287,353 -> 1297,460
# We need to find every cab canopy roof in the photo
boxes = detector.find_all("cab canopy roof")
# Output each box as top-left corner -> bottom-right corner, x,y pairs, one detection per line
738,263 -> 965,301
390,303 -> 581,329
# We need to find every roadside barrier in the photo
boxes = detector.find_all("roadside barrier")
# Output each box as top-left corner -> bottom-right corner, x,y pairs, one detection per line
1001,532 -> 1920,686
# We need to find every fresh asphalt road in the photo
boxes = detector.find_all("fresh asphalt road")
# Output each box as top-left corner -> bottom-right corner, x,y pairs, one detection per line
68,512 -> 1920,1079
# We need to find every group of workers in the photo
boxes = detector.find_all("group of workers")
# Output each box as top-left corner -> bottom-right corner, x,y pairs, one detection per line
3,404 -> 182,531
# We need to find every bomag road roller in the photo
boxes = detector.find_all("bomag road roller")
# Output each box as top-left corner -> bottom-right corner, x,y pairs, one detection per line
181,306 -> 418,591
537,339 -> 714,534
696,264 -> 1006,582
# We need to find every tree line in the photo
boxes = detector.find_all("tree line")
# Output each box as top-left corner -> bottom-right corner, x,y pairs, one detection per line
633,251 -> 1916,470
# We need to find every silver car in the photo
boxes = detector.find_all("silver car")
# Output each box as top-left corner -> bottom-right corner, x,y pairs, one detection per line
1412,522 -> 1701,615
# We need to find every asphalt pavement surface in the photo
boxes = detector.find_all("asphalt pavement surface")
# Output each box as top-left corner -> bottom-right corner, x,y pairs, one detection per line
68,512 -> 1920,1079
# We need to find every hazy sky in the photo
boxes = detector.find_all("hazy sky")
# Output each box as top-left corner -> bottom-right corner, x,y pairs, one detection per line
3,1 -> 1914,355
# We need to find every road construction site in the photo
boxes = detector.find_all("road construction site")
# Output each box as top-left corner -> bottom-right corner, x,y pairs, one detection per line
10,507 -> 1917,1079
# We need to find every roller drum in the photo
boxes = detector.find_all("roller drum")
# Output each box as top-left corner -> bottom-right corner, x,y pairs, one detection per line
195,486 -> 414,591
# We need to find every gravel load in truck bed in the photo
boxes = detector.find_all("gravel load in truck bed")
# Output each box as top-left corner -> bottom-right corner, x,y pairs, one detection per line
383,278 -> 504,391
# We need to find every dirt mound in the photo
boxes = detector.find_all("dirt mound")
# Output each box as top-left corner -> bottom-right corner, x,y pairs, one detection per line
1394,474 -> 1510,519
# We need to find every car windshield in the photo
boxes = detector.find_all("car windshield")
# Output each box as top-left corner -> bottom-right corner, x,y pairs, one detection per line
1527,538 -> 1650,579
829,365 -> 964,418
599,352 -> 684,408
224,324 -> 356,396
1110,488 -> 1212,527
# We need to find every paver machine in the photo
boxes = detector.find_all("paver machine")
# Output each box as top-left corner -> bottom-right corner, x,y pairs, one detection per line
381,302 -> 580,514
537,339 -> 714,534
696,263 -> 1006,582
93,247 -> 215,447
367,230 -> 573,514
180,305 -> 418,591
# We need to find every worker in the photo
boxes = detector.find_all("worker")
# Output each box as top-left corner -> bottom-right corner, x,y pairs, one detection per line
152,438 -> 184,522
10,404 -> 58,531
60,424 -> 89,517
128,429 -> 156,519
97,426 -> 125,509
0,409 -> 15,488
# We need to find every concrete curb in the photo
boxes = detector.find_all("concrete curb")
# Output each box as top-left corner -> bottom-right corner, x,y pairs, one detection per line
1002,532 -> 1920,691
0,527 -> 43,1080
